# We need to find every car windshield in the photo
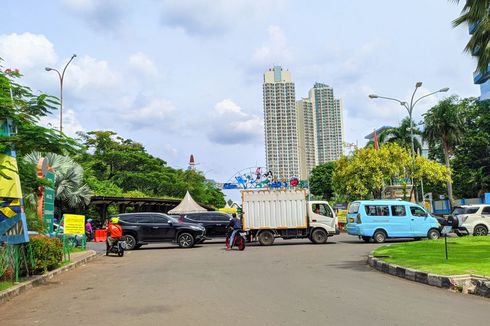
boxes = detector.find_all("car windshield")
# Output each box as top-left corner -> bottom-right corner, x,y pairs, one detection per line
166,215 -> 178,223
452,207 -> 479,215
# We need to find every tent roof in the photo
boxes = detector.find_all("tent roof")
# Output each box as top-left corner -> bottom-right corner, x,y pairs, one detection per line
167,191 -> 208,214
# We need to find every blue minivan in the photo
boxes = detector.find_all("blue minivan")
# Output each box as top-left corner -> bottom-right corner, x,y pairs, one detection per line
346,200 -> 441,243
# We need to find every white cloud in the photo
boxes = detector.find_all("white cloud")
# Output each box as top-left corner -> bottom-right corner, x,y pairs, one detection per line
207,99 -> 263,145
62,0 -> 127,32
39,109 -> 84,137
128,52 -> 159,78
0,33 -> 57,70
120,99 -> 178,129
159,0 -> 287,36
252,25 -> 292,67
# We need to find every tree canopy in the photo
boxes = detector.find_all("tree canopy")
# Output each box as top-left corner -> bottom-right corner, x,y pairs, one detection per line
309,162 -> 335,200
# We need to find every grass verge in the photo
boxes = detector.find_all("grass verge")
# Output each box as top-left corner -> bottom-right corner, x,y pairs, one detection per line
373,236 -> 490,276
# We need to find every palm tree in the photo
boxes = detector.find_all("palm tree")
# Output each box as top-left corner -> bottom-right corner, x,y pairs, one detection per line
422,96 -> 465,202
23,152 -> 92,215
451,0 -> 490,75
366,117 -> 422,153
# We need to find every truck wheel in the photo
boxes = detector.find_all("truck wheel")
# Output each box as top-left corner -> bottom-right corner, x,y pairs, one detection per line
373,230 -> 386,243
258,231 -> 274,246
473,225 -> 488,236
311,229 -> 328,244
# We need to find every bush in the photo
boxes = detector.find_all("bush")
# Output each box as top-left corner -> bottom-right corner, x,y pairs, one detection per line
29,236 -> 63,274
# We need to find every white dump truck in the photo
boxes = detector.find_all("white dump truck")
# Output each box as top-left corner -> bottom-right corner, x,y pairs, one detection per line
242,189 -> 338,245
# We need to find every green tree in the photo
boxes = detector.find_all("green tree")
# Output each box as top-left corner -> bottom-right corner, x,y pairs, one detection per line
422,96 -> 465,202
365,117 -> 422,153
0,62 -> 77,157
451,0 -> 490,76
309,162 -> 335,199
333,143 -> 449,200
451,98 -> 490,197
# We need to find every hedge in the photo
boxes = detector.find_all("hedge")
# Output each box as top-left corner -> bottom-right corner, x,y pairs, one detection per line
28,236 -> 63,274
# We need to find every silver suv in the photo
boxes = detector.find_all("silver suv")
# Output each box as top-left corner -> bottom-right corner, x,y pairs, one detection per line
448,205 -> 490,236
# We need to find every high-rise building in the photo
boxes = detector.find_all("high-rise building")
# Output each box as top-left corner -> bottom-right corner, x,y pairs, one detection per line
263,66 -> 299,181
309,83 -> 344,163
469,22 -> 490,100
296,98 -> 316,180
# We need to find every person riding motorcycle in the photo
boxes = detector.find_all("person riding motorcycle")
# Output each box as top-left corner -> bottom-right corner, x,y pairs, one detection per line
106,217 -> 123,251
226,213 -> 242,250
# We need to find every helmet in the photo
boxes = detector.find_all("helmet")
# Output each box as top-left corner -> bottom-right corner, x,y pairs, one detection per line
87,218 -> 92,222
111,217 -> 119,224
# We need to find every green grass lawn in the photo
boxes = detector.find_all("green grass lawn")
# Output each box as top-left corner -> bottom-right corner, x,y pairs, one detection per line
0,281 -> 13,291
373,237 -> 490,276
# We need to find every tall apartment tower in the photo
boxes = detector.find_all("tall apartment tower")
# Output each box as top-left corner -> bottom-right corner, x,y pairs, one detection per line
263,66 -> 299,180
309,83 -> 344,163
295,98 -> 316,180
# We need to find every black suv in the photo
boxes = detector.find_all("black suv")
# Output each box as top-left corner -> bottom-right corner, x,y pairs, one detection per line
170,211 -> 232,238
118,212 -> 206,249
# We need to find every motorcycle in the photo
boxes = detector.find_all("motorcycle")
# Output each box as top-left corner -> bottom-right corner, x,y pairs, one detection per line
106,238 -> 126,257
225,228 -> 246,251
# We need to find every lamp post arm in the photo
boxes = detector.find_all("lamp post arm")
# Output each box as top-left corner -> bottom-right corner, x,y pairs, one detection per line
372,95 -> 405,105
412,90 -> 443,108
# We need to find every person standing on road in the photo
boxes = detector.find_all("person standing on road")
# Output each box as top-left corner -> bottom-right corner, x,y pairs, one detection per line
227,213 -> 242,251
85,218 -> 93,241
106,217 -> 123,251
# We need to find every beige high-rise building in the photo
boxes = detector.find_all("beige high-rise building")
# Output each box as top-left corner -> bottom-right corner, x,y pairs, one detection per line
263,66 -> 299,181
296,98 -> 316,180
308,83 -> 344,163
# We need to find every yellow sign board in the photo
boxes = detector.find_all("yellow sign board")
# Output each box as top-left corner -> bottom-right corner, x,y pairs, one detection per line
64,214 -> 85,235
0,154 -> 22,199
337,209 -> 348,223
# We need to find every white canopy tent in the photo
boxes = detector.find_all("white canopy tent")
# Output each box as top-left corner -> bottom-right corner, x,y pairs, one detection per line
168,191 -> 207,214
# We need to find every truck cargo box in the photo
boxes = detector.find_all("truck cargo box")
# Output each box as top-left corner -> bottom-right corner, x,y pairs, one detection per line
242,190 -> 308,230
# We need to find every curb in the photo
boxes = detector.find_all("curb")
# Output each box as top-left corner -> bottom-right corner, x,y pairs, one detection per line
367,254 -> 490,298
0,250 -> 98,304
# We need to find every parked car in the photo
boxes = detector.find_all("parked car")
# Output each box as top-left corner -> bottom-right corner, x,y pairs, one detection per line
447,204 -> 490,236
118,212 -> 206,249
346,200 -> 441,243
170,211 -> 232,238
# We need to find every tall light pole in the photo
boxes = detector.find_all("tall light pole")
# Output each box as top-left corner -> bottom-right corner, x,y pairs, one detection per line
45,54 -> 77,134
368,83 -> 449,202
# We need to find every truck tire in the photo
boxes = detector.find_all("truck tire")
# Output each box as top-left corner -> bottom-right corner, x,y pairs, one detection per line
258,230 -> 274,246
311,229 -> 328,244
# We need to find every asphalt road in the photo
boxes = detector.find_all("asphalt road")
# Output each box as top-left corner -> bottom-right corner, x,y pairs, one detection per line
0,234 -> 488,326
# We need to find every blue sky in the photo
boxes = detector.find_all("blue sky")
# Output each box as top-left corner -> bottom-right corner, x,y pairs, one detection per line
0,0 -> 478,200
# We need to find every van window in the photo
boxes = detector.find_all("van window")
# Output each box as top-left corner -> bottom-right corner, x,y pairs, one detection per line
391,205 -> 406,217
410,206 -> 427,217
365,205 -> 390,216
348,202 -> 360,214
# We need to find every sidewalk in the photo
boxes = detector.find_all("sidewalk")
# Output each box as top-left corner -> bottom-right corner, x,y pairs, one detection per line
0,249 -> 98,304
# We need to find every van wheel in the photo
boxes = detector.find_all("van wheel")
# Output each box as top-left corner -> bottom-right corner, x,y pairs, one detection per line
427,229 -> 440,240
473,225 -> 488,236
361,236 -> 371,243
258,231 -> 274,246
373,230 -> 387,243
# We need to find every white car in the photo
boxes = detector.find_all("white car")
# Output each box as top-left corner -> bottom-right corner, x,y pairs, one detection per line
448,204 -> 490,236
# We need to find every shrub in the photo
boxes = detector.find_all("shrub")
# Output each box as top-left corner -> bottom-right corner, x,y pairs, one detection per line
29,236 -> 63,274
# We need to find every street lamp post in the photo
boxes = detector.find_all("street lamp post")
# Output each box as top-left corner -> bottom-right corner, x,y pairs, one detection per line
368,83 -> 449,202
45,54 -> 77,134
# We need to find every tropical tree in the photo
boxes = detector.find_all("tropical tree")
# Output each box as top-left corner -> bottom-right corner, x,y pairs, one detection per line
309,162 -> 335,199
23,152 -> 92,217
365,117 -> 422,153
451,0 -> 490,76
422,96 -> 465,202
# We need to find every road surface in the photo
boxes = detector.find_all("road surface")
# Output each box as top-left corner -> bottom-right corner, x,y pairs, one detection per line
0,234 -> 488,325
